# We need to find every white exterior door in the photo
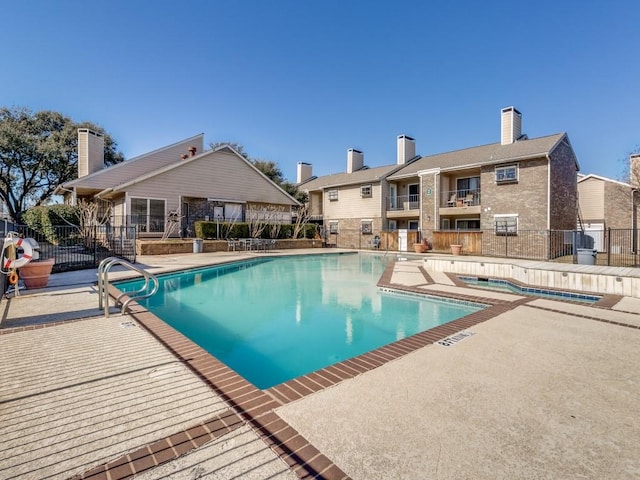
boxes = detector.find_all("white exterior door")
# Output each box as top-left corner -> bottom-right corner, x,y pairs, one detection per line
398,229 -> 408,252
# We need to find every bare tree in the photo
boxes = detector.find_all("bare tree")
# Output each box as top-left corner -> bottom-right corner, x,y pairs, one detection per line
76,199 -> 112,248
246,203 -> 270,239
292,204 -> 311,239
247,203 -> 288,239
268,205 -> 286,239
161,210 -> 182,240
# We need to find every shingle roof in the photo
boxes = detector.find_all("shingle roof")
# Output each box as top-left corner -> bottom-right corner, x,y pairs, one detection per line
299,164 -> 401,191
387,133 -> 567,179
59,133 -> 205,192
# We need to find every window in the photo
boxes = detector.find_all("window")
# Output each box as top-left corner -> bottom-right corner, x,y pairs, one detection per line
495,165 -> 518,183
328,189 -> 338,201
388,220 -> 397,230
130,198 -> 166,233
495,215 -> 518,235
360,184 -> 372,198
361,220 -> 373,234
408,220 -> 419,230
224,203 -> 243,222
329,221 -> 339,234
455,219 -> 480,230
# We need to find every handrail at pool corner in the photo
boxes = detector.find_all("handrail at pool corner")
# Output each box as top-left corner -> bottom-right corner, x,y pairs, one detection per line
98,256 -> 159,318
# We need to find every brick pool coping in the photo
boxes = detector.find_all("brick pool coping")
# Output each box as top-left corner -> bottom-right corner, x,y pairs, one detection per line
5,258 -> 633,479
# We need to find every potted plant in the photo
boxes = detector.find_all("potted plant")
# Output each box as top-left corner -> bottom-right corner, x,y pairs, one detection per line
17,239 -> 55,289
413,241 -> 427,253
413,237 -> 431,253
450,230 -> 462,255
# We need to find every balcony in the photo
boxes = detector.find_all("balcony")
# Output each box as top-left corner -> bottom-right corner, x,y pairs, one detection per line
440,188 -> 481,213
386,194 -> 420,218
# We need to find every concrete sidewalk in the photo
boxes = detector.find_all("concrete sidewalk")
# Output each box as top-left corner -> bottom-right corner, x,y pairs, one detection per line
1,251 -> 639,479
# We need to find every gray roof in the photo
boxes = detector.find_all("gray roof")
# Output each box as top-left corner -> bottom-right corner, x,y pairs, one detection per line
387,133 -> 568,180
299,164 -> 401,191
60,134 -> 205,192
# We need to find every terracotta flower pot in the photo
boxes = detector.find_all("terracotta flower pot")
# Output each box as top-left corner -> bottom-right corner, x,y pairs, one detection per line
19,258 -> 55,289
450,244 -> 462,255
413,243 -> 427,253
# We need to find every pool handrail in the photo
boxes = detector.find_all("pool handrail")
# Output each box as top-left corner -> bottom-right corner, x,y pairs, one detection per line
98,256 -> 159,317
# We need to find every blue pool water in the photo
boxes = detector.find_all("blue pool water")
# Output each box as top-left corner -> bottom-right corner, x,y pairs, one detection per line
459,276 -> 601,303
117,254 -> 484,389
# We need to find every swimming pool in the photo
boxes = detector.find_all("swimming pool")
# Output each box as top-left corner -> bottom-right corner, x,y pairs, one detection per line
116,254 -> 485,389
459,276 -> 601,303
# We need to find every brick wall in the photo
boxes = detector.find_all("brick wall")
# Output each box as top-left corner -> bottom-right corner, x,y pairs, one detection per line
480,157 -> 549,231
548,139 -> 578,230
604,182 -> 634,228
479,157 -> 550,257
420,174 -> 437,239
136,238 -> 321,255
327,217 -> 383,249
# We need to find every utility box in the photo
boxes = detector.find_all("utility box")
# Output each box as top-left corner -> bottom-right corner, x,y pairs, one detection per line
577,248 -> 597,265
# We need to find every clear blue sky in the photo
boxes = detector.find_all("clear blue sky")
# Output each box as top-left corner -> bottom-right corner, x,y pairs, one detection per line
2,0 -> 638,183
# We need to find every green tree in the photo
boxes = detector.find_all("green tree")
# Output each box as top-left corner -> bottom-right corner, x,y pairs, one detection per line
252,159 -> 285,184
0,107 -> 124,222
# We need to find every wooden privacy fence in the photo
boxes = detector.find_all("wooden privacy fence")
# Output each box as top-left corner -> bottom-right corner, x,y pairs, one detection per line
432,231 -> 482,254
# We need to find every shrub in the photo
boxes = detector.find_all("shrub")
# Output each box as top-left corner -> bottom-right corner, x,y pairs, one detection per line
21,205 -> 80,244
193,221 -> 317,239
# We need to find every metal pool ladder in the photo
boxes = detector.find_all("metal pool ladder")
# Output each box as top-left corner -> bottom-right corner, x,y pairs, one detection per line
98,256 -> 159,318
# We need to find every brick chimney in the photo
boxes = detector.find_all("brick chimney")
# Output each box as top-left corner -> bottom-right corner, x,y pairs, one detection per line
501,106 -> 522,145
297,162 -> 313,183
397,135 -> 416,165
347,148 -> 364,173
77,128 -> 105,178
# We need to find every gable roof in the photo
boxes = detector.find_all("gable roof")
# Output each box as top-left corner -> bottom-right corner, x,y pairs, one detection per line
388,133 -> 569,179
299,164 -> 401,191
57,133 -> 205,194
578,173 -> 631,188
101,143 -> 299,205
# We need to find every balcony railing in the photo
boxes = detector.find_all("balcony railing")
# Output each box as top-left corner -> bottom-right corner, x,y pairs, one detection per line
387,194 -> 419,211
441,188 -> 481,207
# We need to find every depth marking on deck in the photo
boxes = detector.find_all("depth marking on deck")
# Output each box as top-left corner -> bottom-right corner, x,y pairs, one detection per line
437,331 -> 475,347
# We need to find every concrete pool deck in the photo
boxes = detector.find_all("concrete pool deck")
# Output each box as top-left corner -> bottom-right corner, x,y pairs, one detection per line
1,249 -> 639,479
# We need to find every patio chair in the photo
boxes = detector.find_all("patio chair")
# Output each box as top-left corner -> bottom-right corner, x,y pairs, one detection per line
447,193 -> 457,207
227,238 -> 239,251
463,193 -> 474,206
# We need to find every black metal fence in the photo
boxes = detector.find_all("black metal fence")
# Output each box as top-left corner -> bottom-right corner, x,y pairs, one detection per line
327,228 -> 640,267
5,224 -> 137,273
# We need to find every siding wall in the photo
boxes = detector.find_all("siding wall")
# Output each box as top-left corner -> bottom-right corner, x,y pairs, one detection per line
123,150 -> 295,217
309,191 -> 323,216
578,178 -> 605,221
323,183 -> 382,219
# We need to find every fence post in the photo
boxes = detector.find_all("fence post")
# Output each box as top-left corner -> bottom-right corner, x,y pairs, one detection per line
93,225 -> 98,267
607,227 -> 611,267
